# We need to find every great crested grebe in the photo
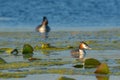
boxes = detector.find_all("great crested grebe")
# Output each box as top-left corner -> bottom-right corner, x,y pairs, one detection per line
36,16 -> 50,38
71,41 -> 91,60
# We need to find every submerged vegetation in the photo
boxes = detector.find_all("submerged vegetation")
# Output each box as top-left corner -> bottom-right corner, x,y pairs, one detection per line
0,60 -> 72,70
0,29 -> 120,79
0,48 -> 13,53
0,59 -> 111,78
0,57 -> 6,64
0,29 -> 120,50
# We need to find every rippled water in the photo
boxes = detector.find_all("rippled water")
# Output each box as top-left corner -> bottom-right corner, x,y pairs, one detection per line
0,0 -> 120,31
1,74 -> 120,80
1,0 -> 120,79
1,50 -> 120,80
0,30 -> 120,80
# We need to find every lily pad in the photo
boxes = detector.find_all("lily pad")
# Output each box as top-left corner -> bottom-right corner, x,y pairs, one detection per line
58,76 -> 75,80
22,44 -> 34,54
94,63 -> 110,74
73,58 -> 101,68
85,58 -> 101,68
0,57 -> 6,64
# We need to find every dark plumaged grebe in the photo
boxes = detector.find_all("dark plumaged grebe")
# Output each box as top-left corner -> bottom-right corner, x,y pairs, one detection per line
36,16 -> 50,33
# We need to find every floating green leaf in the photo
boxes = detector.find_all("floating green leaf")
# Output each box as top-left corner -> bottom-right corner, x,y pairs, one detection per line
94,63 -> 110,74
73,58 -> 101,68
22,44 -> 34,54
85,58 -> 101,68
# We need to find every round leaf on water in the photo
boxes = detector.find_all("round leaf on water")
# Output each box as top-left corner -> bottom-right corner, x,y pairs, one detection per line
73,58 -> 101,68
94,63 -> 110,74
85,58 -> 101,68
22,44 -> 34,54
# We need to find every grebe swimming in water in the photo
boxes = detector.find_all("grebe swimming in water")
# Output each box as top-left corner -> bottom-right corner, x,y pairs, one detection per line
71,41 -> 91,69
36,16 -> 50,38
71,41 -> 91,60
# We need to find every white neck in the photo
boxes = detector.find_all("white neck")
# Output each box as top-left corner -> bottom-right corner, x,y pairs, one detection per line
79,49 -> 86,59
41,25 -> 46,27
39,25 -> 46,33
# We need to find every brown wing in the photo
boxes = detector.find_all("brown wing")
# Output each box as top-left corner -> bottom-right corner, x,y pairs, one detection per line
71,49 -> 79,58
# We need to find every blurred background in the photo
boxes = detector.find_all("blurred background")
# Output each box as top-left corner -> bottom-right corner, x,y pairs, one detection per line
0,0 -> 120,31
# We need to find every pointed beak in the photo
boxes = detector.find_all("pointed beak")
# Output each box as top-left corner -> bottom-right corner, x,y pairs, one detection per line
87,47 -> 92,50
88,47 -> 92,50
86,46 -> 92,50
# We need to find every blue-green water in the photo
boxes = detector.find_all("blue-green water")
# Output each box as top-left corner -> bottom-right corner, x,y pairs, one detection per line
0,30 -> 120,80
0,0 -> 120,79
0,0 -> 120,32
2,74 -> 120,80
